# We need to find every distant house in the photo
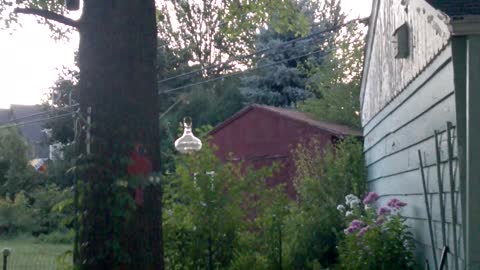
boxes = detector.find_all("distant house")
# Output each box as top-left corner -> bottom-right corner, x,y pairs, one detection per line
208,104 -> 361,199
361,0 -> 480,268
0,105 -> 50,168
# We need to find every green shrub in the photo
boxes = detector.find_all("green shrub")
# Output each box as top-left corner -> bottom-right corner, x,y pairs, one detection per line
37,230 -> 75,244
337,193 -> 416,269
228,251 -> 269,270
163,141 -> 287,269
0,127 -> 44,196
0,192 -> 37,234
30,184 -> 74,235
0,185 -> 73,236
282,137 -> 365,269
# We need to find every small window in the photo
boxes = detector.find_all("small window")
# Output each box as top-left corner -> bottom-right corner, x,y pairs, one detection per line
394,23 -> 410,59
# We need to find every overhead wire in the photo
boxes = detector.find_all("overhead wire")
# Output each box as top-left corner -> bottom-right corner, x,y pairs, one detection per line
0,112 -> 74,130
0,103 -> 79,125
157,17 -> 368,86
159,47 -> 330,94
0,18 -> 368,128
159,97 -> 185,120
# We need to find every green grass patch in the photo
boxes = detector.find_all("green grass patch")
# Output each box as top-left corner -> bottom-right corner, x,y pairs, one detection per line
0,236 -> 72,270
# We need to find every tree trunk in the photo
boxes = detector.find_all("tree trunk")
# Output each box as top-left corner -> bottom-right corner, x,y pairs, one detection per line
77,1 -> 163,269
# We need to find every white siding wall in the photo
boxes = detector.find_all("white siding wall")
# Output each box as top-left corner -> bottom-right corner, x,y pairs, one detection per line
361,0 -> 451,124
363,46 -> 464,269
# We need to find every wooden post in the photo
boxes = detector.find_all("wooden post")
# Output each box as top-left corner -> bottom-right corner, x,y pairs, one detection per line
465,35 -> 480,269
451,36 -> 467,264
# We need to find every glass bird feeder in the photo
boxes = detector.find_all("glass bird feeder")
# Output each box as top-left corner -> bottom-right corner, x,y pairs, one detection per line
174,117 -> 202,154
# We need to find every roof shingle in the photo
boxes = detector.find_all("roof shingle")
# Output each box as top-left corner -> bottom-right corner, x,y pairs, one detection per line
209,104 -> 362,137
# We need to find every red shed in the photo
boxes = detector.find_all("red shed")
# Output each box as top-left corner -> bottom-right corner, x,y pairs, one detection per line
208,104 -> 362,199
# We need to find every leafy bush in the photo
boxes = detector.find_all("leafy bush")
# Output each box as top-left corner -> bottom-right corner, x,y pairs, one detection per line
228,251 -> 269,270
163,140 -> 290,269
0,192 -> 37,234
37,229 -> 75,244
163,143 -> 252,269
283,137 -> 365,269
337,193 -> 416,269
31,185 -> 74,235
0,127 -> 44,196
0,185 -> 73,236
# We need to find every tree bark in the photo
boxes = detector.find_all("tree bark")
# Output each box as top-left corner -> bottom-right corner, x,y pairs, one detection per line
77,1 -> 163,269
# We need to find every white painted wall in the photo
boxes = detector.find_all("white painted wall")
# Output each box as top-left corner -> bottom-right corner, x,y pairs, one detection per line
361,0 -> 451,124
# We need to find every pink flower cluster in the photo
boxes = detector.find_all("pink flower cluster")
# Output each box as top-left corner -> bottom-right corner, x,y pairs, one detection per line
387,198 -> 408,209
363,192 -> 379,204
344,219 -> 367,236
377,206 -> 391,216
375,198 -> 407,223
344,194 -> 408,238
357,226 -> 370,237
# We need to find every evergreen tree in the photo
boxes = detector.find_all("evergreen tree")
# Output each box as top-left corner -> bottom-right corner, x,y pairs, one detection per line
239,0 -> 345,107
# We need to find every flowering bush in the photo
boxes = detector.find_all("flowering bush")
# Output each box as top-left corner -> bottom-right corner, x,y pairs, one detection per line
337,193 -> 416,269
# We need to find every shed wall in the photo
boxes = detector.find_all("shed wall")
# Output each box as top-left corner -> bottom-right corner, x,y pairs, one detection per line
210,108 -> 334,199
363,46 -> 464,268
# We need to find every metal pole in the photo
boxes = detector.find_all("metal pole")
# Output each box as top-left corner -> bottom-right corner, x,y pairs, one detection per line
439,246 -> 450,270
86,107 -> 91,155
279,223 -> 282,270
418,150 -> 439,269
434,131 -> 448,270
208,235 -> 213,270
2,248 -> 10,270
446,122 -> 459,270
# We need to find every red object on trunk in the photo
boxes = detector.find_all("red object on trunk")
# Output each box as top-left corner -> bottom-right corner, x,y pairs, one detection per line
127,144 -> 152,207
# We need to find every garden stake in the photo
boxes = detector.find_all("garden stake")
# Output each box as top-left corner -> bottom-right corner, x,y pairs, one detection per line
439,246 -> 450,270
434,130 -> 448,270
2,248 -> 10,270
446,122 -> 459,270
418,150 -> 439,270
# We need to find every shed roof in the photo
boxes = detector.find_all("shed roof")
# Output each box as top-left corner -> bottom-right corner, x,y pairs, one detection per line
0,109 -> 10,123
209,104 -> 362,137
427,0 -> 480,17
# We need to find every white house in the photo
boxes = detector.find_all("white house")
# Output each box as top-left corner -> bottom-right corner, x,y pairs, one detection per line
361,0 -> 480,269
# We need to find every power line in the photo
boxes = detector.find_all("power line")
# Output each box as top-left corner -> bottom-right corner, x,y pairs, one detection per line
0,112 -> 74,130
159,97 -> 184,120
157,17 -> 368,86
0,104 -> 79,125
159,47 -> 329,94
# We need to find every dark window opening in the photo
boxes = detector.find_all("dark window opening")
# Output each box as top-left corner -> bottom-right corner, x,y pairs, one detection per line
394,23 -> 410,59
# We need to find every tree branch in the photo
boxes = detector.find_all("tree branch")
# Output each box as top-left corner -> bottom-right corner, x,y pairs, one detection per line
14,8 -> 79,28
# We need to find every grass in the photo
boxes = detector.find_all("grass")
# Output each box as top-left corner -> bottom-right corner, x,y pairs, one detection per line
0,236 -> 72,270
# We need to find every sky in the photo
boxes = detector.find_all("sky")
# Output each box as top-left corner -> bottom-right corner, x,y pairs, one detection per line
0,0 -> 372,109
